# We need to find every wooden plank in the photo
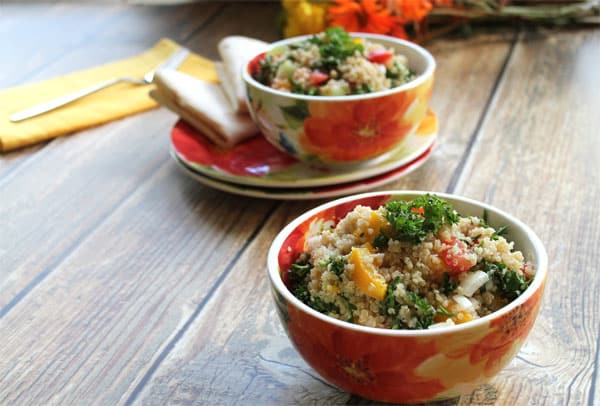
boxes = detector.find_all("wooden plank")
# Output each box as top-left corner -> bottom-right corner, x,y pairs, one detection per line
0,4 -> 221,310
452,28 -> 600,405
373,30 -> 518,193
0,161 -> 278,405
185,1 -> 283,59
0,4 -> 216,87
0,3 -> 283,404
0,4 -> 124,88
129,33 -> 517,404
0,4 -> 222,177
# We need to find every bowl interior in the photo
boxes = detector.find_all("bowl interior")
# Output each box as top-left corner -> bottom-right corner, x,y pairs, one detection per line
243,33 -> 436,101
267,191 -> 547,336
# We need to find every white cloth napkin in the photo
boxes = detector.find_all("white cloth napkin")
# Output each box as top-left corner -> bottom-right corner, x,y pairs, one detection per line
151,70 -> 257,148
216,36 -> 269,113
151,36 -> 269,148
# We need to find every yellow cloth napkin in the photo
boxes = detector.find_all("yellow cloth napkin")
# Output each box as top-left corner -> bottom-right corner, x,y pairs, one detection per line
0,38 -> 218,152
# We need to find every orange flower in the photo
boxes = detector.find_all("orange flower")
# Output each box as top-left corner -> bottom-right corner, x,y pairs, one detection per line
287,304 -> 447,403
388,0 -> 433,24
300,91 -> 421,162
468,285 -> 544,376
328,0 -> 397,34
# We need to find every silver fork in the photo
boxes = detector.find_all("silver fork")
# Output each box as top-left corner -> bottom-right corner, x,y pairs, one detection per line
9,47 -> 190,122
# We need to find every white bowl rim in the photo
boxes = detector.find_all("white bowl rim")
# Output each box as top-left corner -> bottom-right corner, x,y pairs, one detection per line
242,32 -> 436,102
267,190 -> 548,337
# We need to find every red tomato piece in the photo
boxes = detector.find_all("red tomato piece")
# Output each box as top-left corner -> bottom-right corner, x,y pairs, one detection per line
367,50 -> 393,64
309,71 -> 329,86
440,238 -> 475,275
411,207 -> 424,216
248,52 -> 266,76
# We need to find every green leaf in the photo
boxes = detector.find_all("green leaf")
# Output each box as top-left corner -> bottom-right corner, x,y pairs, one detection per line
384,194 -> 459,243
318,255 -> 347,278
482,261 -> 532,300
490,225 -> 509,240
440,272 -> 458,295
436,305 -> 455,318
408,291 -> 435,329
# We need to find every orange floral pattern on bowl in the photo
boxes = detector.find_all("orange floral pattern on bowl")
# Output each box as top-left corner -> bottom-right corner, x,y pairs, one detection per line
245,73 -> 433,166
272,194 -> 546,403
300,77 -> 432,162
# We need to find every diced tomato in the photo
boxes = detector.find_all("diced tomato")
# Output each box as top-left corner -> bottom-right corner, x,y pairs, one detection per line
309,71 -> 329,86
440,238 -> 475,275
411,206 -> 424,216
367,50 -> 393,64
248,52 -> 266,76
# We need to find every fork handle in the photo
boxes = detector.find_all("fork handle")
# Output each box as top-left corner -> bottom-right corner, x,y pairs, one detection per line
9,77 -> 124,122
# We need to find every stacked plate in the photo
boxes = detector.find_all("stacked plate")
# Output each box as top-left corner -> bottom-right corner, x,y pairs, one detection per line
170,110 -> 438,200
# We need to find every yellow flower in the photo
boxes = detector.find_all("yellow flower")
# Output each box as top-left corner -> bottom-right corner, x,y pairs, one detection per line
283,0 -> 328,37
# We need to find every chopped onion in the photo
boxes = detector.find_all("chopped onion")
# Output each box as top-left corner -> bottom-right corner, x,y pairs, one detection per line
458,270 -> 489,297
452,294 -> 474,312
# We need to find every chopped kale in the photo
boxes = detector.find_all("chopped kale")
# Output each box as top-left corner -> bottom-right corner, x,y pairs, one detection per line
482,209 -> 490,227
481,261 -> 532,300
440,272 -> 458,295
384,194 -> 460,243
340,295 -> 357,323
311,27 -> 363,71
292,283 -> 310,304
289,256 -> 311,285
310,296 -> 340,314
490,225 -> 509,240
380,277 -> 405,329
319,256 -> 347,278
289,255 -> 312,305
255,54 -> 276,85
373,232 -> 389,249
408,291 -> 435,329
352,83 -> 374,94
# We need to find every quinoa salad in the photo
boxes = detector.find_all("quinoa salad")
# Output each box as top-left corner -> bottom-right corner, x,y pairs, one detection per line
249,27 -> 415,96
285,195 -> 535,330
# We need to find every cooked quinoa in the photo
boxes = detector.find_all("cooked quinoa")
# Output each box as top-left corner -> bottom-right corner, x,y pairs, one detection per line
286,195 -> 535,330
249,27 -> 415,96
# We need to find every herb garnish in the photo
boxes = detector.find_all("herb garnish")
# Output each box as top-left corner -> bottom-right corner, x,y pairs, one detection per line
440,272 -> 458,295
310,296 -> 340,314
380,277 -> 405,329
381,279 -> 453,329
256,54 -> 275,85
289,255 -> 312,303
481,261 -> 532,300
373,232 -> 389,249
310,27 -> 363,71
490,225 -> 509,240
436,305 -> 455,318
384,194 -> 460,243
408,291 -> 435,329
319,256 -> 347,278
289,255 -> 343,315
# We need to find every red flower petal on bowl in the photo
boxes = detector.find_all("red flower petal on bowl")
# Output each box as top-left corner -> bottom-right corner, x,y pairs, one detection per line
468,280 -> 545,376
287,304 -> 447,403
171,120 -> 297,177
300,91 -> 417,162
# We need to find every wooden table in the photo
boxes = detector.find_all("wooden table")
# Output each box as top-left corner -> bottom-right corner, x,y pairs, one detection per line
1,2 -> 599,405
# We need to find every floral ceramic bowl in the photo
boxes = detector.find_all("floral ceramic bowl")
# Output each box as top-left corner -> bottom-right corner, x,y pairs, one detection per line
266,191 -> 547,404
242,34 -> 435,166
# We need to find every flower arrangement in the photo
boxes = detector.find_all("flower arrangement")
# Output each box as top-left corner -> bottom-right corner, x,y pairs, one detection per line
282,0 -> 600,42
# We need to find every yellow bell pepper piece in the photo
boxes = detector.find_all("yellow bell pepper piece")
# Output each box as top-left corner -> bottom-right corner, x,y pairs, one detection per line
353,211 -> 392,242
349,247 -> 387,301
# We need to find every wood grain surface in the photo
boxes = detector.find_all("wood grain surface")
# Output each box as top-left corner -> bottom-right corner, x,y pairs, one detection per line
1,2 -> 599,405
